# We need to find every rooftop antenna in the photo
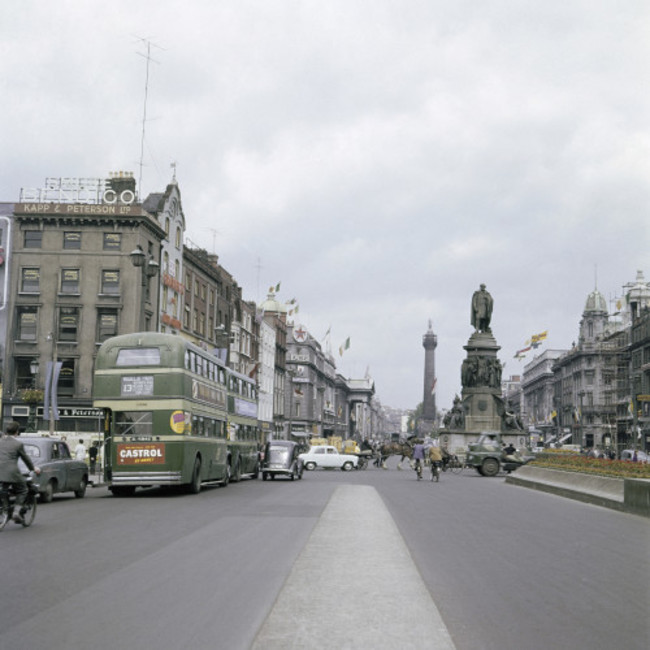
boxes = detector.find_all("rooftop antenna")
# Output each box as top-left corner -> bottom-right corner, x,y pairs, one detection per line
199,228 -> 218,254
135,37 -> 162,199
255,257 -> 263,302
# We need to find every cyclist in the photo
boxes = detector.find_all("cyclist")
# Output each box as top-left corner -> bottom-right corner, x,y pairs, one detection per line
428,442 -> 443,480
413,440 -> 425,480
0,421 -> 41,524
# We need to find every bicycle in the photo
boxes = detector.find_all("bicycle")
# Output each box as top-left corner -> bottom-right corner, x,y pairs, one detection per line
0,475 -> 38,530
445,455 -> 466,474
430,461 -> 441,482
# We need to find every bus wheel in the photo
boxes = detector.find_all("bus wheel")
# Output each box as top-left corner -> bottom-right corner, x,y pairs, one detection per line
189,458 -> 202,494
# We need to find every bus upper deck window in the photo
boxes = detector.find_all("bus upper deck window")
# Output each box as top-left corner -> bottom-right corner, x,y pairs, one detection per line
116,348 -> 161,366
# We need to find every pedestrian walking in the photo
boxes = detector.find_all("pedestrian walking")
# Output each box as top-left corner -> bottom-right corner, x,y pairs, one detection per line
74,439 -> 87,462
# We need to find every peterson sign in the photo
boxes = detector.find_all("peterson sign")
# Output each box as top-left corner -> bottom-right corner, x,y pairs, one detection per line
15,203 -> 145,217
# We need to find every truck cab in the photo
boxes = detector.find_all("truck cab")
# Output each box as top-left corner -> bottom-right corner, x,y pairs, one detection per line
466,432 -> 531,477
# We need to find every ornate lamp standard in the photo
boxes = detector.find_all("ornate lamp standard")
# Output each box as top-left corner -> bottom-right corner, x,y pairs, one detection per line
129,245 -> 159,331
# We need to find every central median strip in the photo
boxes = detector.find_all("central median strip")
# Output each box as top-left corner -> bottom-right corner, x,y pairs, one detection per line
251,484 -> 456,650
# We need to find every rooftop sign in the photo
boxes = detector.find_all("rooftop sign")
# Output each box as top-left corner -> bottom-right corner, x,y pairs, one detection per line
20,176 -> 136,205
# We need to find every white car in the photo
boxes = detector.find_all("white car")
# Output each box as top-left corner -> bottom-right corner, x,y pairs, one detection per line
299,445 -> 358,471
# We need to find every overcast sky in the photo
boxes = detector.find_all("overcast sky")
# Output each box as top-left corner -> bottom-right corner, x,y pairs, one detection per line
2,1 -> 649,411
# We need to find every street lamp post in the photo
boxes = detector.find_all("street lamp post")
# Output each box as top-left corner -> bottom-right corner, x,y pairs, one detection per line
26,358 -> 40,432
578,390 -> 585,448
130,245 -> 159,331
287,368 -> 296,440
214,325 -> 231,366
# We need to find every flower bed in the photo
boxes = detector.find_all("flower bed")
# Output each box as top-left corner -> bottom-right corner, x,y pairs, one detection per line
531,453 -> 650,479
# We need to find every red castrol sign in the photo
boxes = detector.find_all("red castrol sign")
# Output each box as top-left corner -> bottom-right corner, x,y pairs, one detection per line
117,443 -> 165,465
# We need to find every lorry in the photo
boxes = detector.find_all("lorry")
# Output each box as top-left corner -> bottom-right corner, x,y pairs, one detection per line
465,432 -> 532,477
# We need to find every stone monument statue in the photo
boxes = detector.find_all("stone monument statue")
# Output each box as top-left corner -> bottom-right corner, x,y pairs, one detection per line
471,283 -> 493,333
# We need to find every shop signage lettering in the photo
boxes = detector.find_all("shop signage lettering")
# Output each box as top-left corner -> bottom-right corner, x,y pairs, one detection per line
16,202 -> 142,216
36,407 -> 103,418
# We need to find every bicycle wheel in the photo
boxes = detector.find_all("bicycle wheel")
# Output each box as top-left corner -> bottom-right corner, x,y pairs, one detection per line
21,494 -> 37,527
450,459 -> 464,474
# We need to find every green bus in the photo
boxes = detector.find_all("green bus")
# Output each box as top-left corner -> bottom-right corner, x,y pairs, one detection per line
226,368 -> 262,481
94,332 -> 236,496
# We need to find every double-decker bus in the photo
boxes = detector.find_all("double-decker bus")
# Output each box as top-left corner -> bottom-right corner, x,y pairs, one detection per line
226,368 -> 262,481
93,332 -> 235,496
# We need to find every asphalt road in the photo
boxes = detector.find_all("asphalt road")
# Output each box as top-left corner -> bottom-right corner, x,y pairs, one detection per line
0,460 -> 648,650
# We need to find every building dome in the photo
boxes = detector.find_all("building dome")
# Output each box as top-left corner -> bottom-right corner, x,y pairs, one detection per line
259,291 -> 287,314
584,289 -> 607,313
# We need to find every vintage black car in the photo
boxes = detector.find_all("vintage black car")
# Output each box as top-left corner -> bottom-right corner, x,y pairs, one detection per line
18,436 -> 89,502
261,440 -> 304,481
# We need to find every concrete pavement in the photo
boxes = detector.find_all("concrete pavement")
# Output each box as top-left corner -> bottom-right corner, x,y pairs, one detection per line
251,484 -> 456,650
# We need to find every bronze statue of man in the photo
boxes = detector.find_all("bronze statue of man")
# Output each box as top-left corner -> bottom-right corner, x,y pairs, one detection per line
471,284 -> 493,333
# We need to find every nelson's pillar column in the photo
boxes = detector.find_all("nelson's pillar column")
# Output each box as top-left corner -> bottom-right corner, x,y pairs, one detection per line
421,320 -> 438,434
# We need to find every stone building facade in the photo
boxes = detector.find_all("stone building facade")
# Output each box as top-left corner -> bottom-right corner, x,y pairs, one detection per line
2,174 -> 165,432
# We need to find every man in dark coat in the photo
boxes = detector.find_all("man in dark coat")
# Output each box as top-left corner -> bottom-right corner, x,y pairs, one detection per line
0,421 -> 41,523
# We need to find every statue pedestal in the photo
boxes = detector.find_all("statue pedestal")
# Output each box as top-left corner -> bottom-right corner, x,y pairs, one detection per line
461,332 -> 502,433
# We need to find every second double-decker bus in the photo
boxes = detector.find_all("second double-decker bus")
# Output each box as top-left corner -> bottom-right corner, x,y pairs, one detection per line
226,368 -> 262,481
93,332 -> 232,496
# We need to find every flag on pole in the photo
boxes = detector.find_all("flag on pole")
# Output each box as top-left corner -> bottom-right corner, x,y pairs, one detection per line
530,330 -> 548,348
514,346 -> 531,360
431,378 -> 437,395
339,337 -> 351,356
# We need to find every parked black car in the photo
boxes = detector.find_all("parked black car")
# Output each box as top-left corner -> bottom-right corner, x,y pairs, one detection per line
261,440 -> 304,481
18,436 -> 89,502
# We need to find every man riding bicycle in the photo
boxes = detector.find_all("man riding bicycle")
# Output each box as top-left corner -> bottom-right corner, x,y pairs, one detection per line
428,443 -> 443,479
0,421 -> 41,524
413,440 -> 425,479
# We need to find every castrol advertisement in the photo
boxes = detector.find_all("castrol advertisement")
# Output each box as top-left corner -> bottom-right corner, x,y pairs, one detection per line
117,443 -> 165,465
